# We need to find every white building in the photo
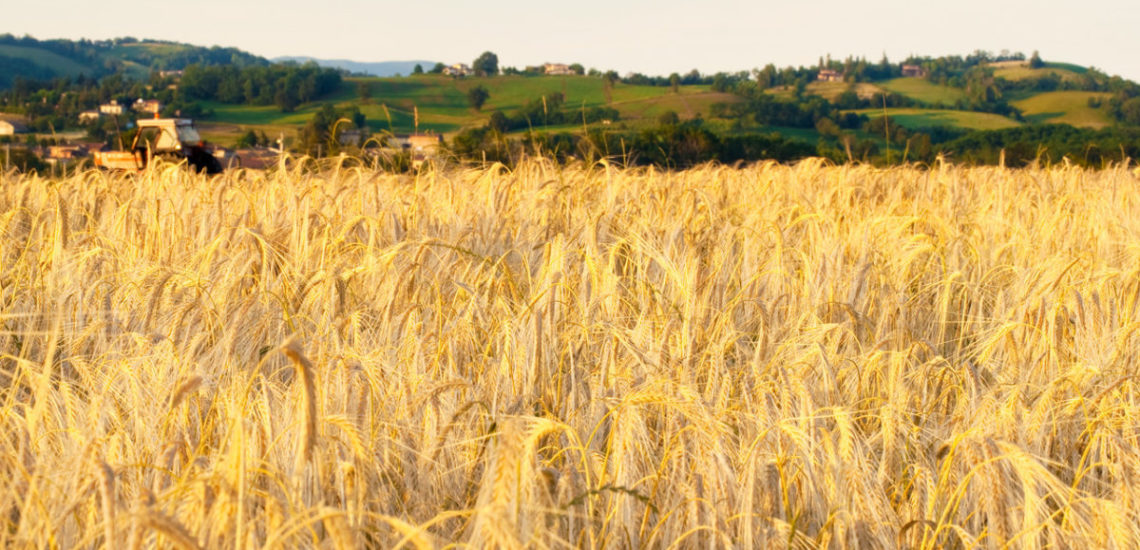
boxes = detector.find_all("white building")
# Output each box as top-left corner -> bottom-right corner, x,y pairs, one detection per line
443,63 -> 471,77
544,63 -> 574,76
0,119 -> 28,136
99,101 -> 124,115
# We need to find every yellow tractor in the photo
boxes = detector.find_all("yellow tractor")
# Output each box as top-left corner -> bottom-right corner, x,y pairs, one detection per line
94,118 -> 223,174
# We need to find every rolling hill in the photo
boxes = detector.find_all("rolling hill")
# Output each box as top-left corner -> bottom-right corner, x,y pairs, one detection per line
848,108 -> 1021,131
2,35 -> 1137,158
195,75 -> 733,141
1012,91 -> 1113,128
0,35 -> 268,84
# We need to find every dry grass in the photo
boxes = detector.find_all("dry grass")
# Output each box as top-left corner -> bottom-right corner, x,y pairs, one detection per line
1,158 -> 1139,548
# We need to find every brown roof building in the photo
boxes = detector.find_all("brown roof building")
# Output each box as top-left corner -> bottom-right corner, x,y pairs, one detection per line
817,69 -> 843,82
901,64 -> 926,78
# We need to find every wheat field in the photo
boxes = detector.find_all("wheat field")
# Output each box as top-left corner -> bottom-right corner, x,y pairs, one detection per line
1,158 -> 1139,549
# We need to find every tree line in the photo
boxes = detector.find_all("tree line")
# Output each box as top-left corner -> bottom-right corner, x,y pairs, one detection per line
177,63 -> 342,112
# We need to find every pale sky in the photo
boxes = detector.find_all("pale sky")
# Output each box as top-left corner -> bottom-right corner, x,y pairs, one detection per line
3,0 -> 1137,82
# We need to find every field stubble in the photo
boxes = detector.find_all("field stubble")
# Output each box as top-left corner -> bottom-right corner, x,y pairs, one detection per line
1,158 -> 1139,548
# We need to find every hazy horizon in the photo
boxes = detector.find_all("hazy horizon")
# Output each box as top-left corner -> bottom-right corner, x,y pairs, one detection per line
2,0 -> 1137,82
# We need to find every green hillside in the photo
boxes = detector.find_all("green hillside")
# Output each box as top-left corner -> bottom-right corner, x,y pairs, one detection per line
1012,91 -> 1113,128
849,108 -> 1021,130
880,78 -> 966,105
0,35 -> 268,86
992,64 -> 1083,83
201,75 -> 727,137
0,44 -> 90,78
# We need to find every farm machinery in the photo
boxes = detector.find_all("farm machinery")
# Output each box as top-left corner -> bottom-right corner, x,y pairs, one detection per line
94,117 -> 224,174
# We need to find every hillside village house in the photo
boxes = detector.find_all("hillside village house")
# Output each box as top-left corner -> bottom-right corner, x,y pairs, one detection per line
817,69 -> 843,82
47,145 -> 87,160
443,63 -> 471,77
99,100 -> 124,115
388,133 -> 443,167
159,70 -> 183,79
405,133 -> 442,153
133,99 -> 162,114
337,128 -> 369,147
901,64 -> 926,78
0,119 -> 28,136
543,63 -> 573,75
79,111 -> 101,123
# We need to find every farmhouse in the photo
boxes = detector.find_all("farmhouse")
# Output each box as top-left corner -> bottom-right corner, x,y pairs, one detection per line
133,99 -> 162,114
99,101 -> 124,115
901,64 -> 926,78
47,145 -> 88,160
817,69 -> 843,82
0,119 -> 28,136
387,133 -> 443,167
79,111 -> 102,123
543,63 -> 573,76
337,128 -> 368,147
159,70 -> 183,79
234,147 -> 279,169
406,133 -> 442,153
443,63 -> 471,77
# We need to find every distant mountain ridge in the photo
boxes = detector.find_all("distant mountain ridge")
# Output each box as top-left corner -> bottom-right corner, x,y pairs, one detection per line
273,57 -> 439,77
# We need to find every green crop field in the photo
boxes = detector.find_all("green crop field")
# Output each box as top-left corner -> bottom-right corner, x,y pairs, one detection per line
880,78 -> 966,105
993,65 -> 1083,82
850,108 -> 1021,130
1012,91 -> 1114,128
788,81 -> 880,101
0,45 -> 90,78
610,91 -> 738,121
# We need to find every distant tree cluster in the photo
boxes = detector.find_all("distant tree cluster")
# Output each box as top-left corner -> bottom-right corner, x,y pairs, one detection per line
297,103 -> 366,156
473,52 -> 499,76
449,116 -> 817,168
178,63 -> 342,112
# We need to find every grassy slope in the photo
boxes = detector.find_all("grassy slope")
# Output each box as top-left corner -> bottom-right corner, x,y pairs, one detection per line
1011,91 -> 1113,128
880,78 -> 966,105
850,108 -> 1021,130
0,44 -> 90,77
205,76 -> 723,137
805,81 -> 882,101
993,65 -> 1083,82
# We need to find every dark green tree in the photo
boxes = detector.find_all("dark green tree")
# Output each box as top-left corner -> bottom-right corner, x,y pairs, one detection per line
473,51 -> 499,76
299,103 -> 339,156
1029,50 -> 1044,69
430,62 -> 446,74
467,85 -> 490,111
669,73 -> 681,94
274,85 -> 299,112
489,110 -> 510,133
602,70 -> 618,104
236,129 -> 260,148
569,63 -> 585,75
413,64 -> 424,75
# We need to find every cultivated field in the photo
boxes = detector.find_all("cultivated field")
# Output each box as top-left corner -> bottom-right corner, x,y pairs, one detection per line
1012,91 -> 1114,129
1,159 -> 1139,548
